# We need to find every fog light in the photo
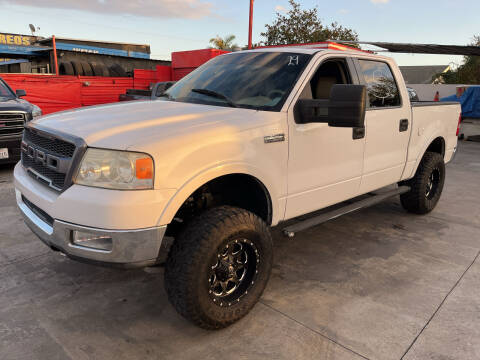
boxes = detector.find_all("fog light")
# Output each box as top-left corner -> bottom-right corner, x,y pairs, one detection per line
72,231 -> 113,251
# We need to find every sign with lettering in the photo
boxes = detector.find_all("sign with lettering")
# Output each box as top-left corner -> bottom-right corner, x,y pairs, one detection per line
0,33 -> 36,46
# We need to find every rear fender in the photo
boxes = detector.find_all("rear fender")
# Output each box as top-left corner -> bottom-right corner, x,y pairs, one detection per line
404,133 -> 445,180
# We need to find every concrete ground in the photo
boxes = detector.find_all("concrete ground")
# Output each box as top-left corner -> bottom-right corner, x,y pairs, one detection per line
0,141 -> 479,360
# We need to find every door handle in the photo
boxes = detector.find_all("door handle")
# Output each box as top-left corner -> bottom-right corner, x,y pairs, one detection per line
264,134 -> 285,143
399,119 -> 409,132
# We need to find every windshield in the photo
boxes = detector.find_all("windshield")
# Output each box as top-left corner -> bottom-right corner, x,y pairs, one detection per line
0,80 -> 15,99
164,52 -> 311,111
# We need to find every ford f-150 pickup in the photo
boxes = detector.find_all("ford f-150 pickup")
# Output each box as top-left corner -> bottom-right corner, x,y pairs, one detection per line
14,46 -> 461,329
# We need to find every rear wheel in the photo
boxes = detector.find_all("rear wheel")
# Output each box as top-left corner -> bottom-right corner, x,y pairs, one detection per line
400,151 -> 445,214
164,206 -> 273,329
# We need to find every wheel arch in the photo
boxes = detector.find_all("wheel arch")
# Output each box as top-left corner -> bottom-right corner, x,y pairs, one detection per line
157,165 -> 278,229
426,136 -> 446,157
409,135 -> 446,178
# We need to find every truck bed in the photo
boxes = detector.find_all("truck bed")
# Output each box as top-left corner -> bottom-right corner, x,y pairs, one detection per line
404,101 -> 461,179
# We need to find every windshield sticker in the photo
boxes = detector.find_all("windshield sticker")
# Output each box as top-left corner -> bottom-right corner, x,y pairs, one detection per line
288,56 -> 299,66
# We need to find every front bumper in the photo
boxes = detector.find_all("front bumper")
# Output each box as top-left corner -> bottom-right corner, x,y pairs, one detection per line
16,190 -> 167,268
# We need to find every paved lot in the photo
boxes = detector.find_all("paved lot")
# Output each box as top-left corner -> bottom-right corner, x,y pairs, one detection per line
1,141 -> 479,360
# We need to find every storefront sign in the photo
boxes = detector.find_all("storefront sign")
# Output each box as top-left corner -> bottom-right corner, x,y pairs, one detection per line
0,33 -> 36,46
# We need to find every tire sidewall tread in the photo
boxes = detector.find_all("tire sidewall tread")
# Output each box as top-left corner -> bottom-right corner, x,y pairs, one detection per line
400,152 -> 446,214
165,206 -> 273,329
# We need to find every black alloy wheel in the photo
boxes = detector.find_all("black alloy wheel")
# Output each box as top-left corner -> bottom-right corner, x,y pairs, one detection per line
208,238 -> 259,307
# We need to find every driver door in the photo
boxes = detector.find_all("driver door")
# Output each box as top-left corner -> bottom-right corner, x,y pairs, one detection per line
285,55 -> 365,219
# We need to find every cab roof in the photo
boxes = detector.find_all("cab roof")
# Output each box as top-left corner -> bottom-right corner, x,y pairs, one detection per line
232,41 -> 390,61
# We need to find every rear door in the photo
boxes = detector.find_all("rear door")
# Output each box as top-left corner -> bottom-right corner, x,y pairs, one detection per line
354,58 -> 412,193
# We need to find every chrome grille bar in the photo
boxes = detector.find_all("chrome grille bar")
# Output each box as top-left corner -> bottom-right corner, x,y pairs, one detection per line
0,111 -> 26,138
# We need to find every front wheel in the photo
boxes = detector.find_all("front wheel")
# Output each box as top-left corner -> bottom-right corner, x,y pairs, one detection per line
400,151 -> 446,214
164,206 -> 273,329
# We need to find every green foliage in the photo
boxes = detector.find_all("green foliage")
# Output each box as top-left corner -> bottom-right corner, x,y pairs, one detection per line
209,34 -> 238,50
439,35 -> 480,84
260,0 -> 358,46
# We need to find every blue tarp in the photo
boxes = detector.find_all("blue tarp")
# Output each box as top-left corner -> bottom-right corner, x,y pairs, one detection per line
441,86 -> 480,118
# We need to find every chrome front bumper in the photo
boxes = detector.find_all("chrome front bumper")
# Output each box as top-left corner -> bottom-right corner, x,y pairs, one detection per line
16,190 -> 167,268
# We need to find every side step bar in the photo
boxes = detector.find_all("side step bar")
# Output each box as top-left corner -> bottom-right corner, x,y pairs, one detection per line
283,186 -> 410,237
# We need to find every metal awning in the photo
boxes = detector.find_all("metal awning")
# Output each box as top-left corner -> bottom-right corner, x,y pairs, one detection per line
335,41 -> 480,56
0,44 -> 51,58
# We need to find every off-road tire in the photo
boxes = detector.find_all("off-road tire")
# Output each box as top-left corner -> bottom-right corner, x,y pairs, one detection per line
400,151 -> 445,214
164,206 -> 273,329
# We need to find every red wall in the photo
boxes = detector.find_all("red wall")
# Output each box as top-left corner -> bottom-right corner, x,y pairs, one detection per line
1,65 -> 171,115
2,74 -> 83,114
1,49 -> 228,115
171,49 -> 229,81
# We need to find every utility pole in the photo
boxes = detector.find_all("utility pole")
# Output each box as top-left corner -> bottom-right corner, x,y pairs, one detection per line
248,0 -> 254,49
52,35 -> 59,75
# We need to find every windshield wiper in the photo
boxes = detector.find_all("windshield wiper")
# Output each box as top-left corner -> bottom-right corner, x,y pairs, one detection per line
191,88 -> 238,108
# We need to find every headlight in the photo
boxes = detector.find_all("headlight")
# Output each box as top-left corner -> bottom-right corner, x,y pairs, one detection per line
75,148 -> 154,190
32,105 -> 42,119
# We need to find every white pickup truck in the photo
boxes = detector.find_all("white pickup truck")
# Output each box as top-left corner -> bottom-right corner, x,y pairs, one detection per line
14,46 -> 461,329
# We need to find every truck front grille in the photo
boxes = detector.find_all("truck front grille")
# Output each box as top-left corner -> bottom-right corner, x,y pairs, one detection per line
21,128 -> 77,191
0,112 -> 26,138
23,128 -> 76,157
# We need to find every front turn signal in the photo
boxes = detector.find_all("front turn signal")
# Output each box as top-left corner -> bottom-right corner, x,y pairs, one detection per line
136,157 -> 153,180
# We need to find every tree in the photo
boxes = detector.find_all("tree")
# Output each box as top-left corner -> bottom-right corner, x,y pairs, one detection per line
260,0 -> 358,46
438,35 -> 480,84
209,34 -> 238,50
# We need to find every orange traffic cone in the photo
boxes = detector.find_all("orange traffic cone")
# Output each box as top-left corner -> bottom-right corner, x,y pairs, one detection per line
434,91 -> 440,102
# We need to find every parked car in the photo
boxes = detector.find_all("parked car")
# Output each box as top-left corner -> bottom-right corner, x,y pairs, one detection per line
14,47 -> 461,329
0,77 -> 42,164
119,81 -> 176,101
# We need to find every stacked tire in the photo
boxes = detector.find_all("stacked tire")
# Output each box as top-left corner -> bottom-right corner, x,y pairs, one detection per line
59,61 -> 128,77
59,62 -> 74,76
107,64 -> 127,77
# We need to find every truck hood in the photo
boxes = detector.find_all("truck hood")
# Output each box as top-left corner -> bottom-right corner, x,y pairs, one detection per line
0,97 -> 34,112
32,100 -> 246,149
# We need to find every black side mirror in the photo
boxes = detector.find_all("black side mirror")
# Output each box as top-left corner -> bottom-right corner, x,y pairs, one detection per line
295,84 -> 367,128
16,89 -> 26,97
327,84 -> 366,128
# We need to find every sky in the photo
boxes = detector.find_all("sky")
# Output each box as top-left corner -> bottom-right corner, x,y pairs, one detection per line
0,0 -> 478,66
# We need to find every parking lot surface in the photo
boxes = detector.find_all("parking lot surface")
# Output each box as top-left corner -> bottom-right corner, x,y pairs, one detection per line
1,141 -> 479,360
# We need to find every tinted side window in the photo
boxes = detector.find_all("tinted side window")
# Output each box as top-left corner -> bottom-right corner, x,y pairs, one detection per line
298,59 -> 352,101
0,80 -> 14,98
358,60 -> 401,108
